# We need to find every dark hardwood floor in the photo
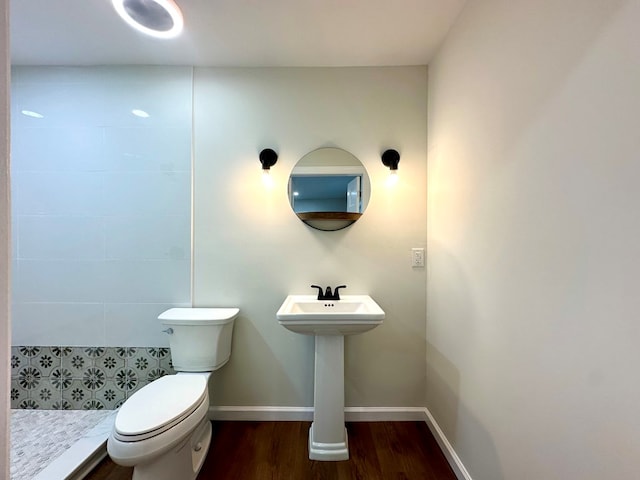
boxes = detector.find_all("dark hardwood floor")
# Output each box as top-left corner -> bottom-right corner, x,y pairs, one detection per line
86,421 -> 456,480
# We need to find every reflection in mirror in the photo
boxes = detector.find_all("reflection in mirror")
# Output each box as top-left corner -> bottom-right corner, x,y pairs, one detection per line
290,175 -> 361,213
288,147 -> 371,231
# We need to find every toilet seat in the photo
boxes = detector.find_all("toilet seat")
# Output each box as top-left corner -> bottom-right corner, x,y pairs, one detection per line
114,374 -> 208,442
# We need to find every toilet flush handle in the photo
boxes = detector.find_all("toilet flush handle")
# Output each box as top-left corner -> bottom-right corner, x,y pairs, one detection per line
162,328 -> 174,335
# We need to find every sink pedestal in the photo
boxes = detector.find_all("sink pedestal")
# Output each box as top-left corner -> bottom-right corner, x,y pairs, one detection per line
309,335 -> 349,461
276,294 -> 386,461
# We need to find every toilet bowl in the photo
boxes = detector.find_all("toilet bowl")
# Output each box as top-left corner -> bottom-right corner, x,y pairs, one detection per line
107,373 -> 211,479
107,308 -> 238,480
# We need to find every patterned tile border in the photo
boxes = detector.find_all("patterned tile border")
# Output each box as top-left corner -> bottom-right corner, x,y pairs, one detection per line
10,346 -> 176,410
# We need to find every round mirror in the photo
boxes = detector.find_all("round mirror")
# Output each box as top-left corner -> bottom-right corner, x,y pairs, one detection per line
288,147 -> 371,231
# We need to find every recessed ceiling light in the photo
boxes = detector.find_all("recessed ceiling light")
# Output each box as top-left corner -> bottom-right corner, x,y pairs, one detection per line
112,0 -> 184,39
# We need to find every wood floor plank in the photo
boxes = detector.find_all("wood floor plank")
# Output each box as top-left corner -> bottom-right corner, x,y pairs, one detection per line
85,421 -> 457,480
83,457 -> 132,480
345,423 -> 384,480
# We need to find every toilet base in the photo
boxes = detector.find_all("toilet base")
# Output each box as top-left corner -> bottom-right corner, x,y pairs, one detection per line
131,417 -> 212,480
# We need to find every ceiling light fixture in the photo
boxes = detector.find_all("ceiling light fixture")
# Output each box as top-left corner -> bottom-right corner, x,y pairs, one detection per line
112,0 -> 184,39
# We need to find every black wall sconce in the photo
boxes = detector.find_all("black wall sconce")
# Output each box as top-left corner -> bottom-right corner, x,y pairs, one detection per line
381,149 -> 400,171
259,148 -> 278,186
382,149 -> 400,185
259,148 -> 278,171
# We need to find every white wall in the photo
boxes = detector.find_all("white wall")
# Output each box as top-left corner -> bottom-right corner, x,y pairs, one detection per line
1,0 -> 10,474
7,66 -> 428,411
427,0 -> 640,478
193,67 -> 427,407
10,67 -> 192,347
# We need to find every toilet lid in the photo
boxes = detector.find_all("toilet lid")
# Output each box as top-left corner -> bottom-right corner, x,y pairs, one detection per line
115,375 -> 208,438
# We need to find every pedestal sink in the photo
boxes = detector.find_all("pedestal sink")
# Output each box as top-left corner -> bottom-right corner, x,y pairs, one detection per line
277,295 -> 385,461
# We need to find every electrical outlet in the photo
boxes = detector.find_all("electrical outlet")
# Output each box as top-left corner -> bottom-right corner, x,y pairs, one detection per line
411,248 -> 425,267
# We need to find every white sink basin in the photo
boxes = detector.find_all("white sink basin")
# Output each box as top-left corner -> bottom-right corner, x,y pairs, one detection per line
277,294 -> 384,335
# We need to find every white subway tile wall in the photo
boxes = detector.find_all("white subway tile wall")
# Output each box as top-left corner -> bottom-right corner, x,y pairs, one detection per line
10,66 -> 193,347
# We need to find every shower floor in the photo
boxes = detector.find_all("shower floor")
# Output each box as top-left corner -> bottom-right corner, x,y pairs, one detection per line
10,409 -> 116,480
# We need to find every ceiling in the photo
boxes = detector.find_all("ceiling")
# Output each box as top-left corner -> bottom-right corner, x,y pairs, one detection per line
10,0 -> 465,67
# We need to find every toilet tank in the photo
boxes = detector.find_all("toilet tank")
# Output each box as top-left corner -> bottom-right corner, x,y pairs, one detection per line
158,308 -> 239,372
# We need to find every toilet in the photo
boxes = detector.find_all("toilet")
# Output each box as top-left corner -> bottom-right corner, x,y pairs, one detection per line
107,307 -> 239,480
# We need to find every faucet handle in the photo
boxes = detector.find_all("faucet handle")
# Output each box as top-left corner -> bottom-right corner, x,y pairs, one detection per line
311,285 -> 324,300
333,285 -> 347,300
324,286 -> 333,299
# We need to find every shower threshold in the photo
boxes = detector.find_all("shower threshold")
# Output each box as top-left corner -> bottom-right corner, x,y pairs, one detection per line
10,409 -> 116,480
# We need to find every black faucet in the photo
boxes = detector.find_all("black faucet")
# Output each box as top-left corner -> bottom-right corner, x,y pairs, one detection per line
311,284 -> 347,301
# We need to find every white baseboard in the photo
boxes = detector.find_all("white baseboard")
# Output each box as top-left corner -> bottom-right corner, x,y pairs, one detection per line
209,405 -> 428,422
422,407 -> 473,480
345,406 -> 428,421
208,405 -> 471,480
210,406 -> 314,421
